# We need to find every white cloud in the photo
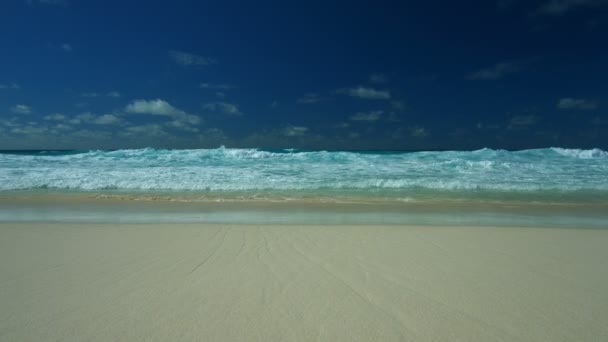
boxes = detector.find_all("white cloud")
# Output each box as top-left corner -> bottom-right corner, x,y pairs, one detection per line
41,0 -> 67,4
200,83 -> 234,90
508,115 -> 540,129
47,42 -> 73,52
169,50 -> 216,67
467,61 -> 521,80
202,102 -> 242,116
0,83 -> 20,90
54,123 -> 72,131
385,112 -> 402,123
182,114 -> 201,125
409,125 -> 429,138
392,101 -> 406,111
2,118 -> 22,128
297,93 -> 325,104
166,120 -> 199,132
10,127 -> 37,135
537,0 -> 608,16
335,122 -> 350,129
337,86 -> 391,100
69,112 -> 95,124
126,99 -> 186,117
93,114 -> 121,125
125,99 -> 201,129
11,104 -> 31,114
11,125 -> 48,135
82,92 -> 101,98
124,124 -> 167,137
44,113 -> 66,121
82,91 -> 121,98
369,73 -> 388,84
350,110 -> 383,122
284,126 -> 308,137
67,112 -> 121,125
557,97 -> 598,110
27,0 -> 68,6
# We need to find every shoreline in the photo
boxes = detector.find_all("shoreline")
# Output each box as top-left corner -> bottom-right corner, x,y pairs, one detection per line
3,189 -> 608,210
1,191 -> 607,228
3,188 -> 608,204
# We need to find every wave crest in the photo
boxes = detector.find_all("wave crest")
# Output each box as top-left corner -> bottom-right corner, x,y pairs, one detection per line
1,147 -> 607,192
550,147 -> 608,159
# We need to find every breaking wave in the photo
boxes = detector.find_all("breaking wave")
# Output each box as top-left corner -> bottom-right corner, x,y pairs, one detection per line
1,147 -> 607,193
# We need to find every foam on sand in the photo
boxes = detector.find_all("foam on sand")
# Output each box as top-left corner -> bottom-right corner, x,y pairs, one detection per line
1,223 -> 607,341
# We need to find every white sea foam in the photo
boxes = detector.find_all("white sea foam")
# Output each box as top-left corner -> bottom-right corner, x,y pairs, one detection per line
0,147 -> 607,193
550,147 -> 608,159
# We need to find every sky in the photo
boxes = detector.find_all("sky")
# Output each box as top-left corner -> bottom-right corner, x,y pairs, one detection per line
1,0 -> 607,150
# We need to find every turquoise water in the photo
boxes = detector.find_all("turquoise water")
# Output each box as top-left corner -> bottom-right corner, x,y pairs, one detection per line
1,147 -> 608,204
1,147 -> 607,225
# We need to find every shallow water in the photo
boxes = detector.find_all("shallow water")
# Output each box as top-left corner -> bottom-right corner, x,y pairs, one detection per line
0,193 -> 606,227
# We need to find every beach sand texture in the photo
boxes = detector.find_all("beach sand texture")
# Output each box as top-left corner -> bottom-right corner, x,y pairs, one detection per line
1,223 -> 607,341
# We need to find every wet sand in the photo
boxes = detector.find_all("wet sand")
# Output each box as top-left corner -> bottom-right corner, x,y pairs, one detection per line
1,223 -> 607,341
2,192 -> 607,227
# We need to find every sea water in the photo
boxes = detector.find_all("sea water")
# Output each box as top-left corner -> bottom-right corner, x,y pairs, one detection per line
1,147 -> 607,226
1,147 -> 607,197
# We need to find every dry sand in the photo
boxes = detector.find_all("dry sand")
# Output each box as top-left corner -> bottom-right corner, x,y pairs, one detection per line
1,223 -> 607,341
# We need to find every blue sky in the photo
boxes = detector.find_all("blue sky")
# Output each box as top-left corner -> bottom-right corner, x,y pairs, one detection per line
1,0 -> 607,150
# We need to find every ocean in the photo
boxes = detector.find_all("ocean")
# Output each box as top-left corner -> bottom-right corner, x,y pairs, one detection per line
1,147 -> 607,226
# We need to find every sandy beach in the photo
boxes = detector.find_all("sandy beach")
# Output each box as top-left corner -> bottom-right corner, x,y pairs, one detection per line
1,222 -> 606,341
